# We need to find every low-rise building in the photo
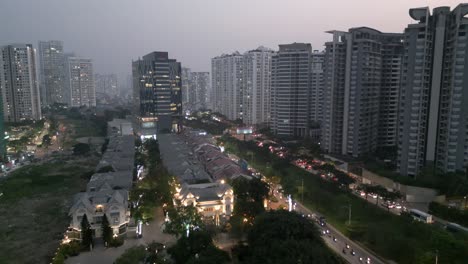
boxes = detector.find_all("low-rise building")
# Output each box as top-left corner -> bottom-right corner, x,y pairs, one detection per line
108,118 -> 133,136
69,188 -> 130,237
67,135 -> 135,240
175,182 -> 234,225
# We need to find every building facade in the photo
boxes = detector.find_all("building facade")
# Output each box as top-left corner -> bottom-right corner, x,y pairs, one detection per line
190,72 -> 210,111
38,40 -> 66,106
310,50 -> 325,126
271,43 -> 312,138
94,73 -> 118,98
0,44 -> 42,122
211,52 -> 244,121
132,51 -> 182,136
243,47 -> 273,125
398,5 -> 468,176
321,28 -> 403,157
181,67 -> 191,112
64,57 -> 96,107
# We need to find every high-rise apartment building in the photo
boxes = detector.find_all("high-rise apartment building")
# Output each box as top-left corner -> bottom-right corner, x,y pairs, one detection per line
211,52 -> 244,120
190,72 -> 210,110
181,67 -> 191,112
398,5 -> 468,176
132,51 -> 182,136
271,43 -> 312,137
64,57 -> 96,107
211,48 -> 273,125
0,44 -> 42,122
321,28 -> 403,157
243,47 -> 273,125
94,74 -> 118,97
38,40 -> 66,106
310,50 -> 325,125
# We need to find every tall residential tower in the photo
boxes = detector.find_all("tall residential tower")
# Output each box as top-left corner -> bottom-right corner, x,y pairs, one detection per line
38,40 -> 66,106
321,28 -> 403,157
0,44 -> 42,122
398,4 -> 468,176
271,43 -> 312,137
64,57 -> 96,107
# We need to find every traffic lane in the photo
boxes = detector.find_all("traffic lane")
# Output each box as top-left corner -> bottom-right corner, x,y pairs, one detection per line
294,202 -> 386,264
352,192 -> 403,215
271,193 -> 384,264
320,226 -> 375,264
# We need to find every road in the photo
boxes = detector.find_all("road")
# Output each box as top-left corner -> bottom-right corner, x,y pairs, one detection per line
294,201 -> 387,264
269,187 -> 387,264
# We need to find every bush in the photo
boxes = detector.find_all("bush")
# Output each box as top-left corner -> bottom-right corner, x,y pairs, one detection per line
51,241 -> 82,264
108,236 -> 125,247
429,202 -> 468,227
73,143 -> 91,156
115,246 -> 147,264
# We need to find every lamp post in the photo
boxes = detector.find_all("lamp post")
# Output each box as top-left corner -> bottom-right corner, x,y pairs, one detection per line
463,196 -> 467,210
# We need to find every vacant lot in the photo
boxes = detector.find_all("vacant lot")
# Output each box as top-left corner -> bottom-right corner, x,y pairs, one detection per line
0,158 -> 97,264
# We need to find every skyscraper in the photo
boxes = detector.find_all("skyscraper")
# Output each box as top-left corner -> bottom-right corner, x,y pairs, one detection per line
398,4 -> 468,176
94,74 -> 118,97
181,67 -> 191,112
243,47 -> 273,125
132,51 -> 182,136
190,72 -> 210,111
211,52 -> 244,120
321,28 -> 403,157
310,50 -> 325,125
38,40 -> 66,106
271,43 -> 312,137
64,57 -> 96,107
0,44 -> 42,122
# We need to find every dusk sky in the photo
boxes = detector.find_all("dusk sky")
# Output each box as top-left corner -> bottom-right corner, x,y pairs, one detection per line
0,0 -> 463,77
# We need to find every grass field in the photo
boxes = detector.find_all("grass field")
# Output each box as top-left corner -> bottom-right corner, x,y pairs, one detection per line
0,159 -> 97,264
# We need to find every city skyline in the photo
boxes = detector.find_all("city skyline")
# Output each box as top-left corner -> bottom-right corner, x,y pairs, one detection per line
0,0 -> 462,75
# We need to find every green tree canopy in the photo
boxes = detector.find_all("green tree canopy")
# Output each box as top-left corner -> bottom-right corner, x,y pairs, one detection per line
168,229 -> 230,264
238,210 -> 344,264
73,143 -> 91,156
164,205 -> 203,238
101,214 -> 112,245
115,245 -> 147,264
80,214 -> 93,249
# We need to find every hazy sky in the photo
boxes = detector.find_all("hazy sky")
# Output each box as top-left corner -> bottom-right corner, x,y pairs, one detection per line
0,0 -> 462,76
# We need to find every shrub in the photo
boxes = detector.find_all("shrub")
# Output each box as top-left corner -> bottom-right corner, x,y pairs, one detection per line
108,237 -> 125,247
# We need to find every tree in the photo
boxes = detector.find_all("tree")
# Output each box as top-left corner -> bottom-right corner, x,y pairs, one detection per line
231,177 -> 269,228
236,210 -> 344,264
73,143 -> 91,156
164,205 -> 203,238
101,214 -> 113,246
42,134 -> 51,147
115,245 -> 147,264
168,229 -> 230,264
80,214 -> 93,250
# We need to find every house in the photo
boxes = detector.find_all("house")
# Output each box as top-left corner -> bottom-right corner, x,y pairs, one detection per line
68,188 -> 130,237
108,118 -> 133,136
174,182 -> 234,225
